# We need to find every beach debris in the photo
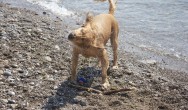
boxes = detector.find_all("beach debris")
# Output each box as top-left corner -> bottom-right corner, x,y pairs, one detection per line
140,59 -> 157,65
68,83 -> 133,95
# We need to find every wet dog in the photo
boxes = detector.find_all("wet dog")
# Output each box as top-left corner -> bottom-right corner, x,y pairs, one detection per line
68,0 -> 119,89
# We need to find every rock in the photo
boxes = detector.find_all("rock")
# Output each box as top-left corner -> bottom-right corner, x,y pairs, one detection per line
7,91 -> 15,96
124,70 -> 134,75
0,104 -> 5,108
80,101 -> 87,106
0,99 -> 8,103
0,64 -> 4,68
10,64 -> 18,68
3,70 -> 12,76
54,45 -> 60,51
53,85 -> 58,90
0,70 -> 3,75
10,104 -> 18,109
3,60 -> 9,65
17,68 -> 24,73
8,100 -> 16,104
140,59 -> 157,65
43,11 -> 47,15
36,28 -> 42,33
0,30 -> 6,36
0,81 -> 4,85
29,82 -> 35,86
44,56 -> 52,62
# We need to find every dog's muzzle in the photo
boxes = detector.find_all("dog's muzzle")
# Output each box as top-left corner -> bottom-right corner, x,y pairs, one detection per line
68,33 -> 75,40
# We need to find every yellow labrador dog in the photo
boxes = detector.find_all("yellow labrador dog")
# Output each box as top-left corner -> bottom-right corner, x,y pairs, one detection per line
68,0 -> 119,89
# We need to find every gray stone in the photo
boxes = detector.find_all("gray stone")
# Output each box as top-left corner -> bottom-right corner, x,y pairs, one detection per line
29,82 -> 35,86
11,64 -> 18,68
10,104 -> 18,109
0,99 -> 8,103
3,70 -> 12,76
7,91 -> 15,96
8,100 -> 16,104
44,56 -> 52,62
55,45 -> 60,51
140,59 -> 157,65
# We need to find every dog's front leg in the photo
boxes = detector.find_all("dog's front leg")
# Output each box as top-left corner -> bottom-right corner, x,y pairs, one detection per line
70,48 -> 79,83
99,49 -> 110,89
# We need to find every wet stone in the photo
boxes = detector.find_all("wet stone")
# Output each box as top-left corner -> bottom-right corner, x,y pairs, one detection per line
3,70 -> 12,76
8,100 -> 16,104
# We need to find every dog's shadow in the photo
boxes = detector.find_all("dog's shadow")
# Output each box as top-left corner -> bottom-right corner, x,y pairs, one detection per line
43,80 -> 85,110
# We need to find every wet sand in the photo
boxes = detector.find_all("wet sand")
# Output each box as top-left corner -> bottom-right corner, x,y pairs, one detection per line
0,2 -> 188,110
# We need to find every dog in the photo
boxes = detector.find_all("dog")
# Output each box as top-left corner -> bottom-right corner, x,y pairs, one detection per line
68,0 -> 119,89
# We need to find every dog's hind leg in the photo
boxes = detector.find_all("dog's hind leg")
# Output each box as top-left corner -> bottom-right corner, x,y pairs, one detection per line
110,26 -> 119,69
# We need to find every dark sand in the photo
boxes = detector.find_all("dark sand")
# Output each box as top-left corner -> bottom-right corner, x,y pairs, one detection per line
0,2 -> 188,110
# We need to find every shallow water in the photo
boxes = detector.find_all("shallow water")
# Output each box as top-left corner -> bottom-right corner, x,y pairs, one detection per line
2,0 -> 188,72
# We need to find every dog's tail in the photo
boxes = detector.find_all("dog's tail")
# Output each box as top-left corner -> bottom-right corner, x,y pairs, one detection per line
108,0 -> 117,15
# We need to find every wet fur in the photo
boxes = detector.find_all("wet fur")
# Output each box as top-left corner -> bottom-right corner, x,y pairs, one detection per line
68,0 -> 119,89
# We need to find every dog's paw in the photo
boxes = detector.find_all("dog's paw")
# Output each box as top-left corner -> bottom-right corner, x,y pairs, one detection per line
112,66 -> 118,70
101,81 -> 110,90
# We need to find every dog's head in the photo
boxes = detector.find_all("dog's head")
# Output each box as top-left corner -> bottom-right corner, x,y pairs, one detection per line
68,13 -> 97,47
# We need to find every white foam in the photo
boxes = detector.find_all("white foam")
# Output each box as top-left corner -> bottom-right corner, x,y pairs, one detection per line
26,0 -> 73,16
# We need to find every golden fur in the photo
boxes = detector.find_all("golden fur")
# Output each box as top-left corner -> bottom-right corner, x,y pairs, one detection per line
68,0 -> 119,89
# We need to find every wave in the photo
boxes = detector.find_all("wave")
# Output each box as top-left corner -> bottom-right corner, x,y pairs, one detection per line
26,0 -> 73,16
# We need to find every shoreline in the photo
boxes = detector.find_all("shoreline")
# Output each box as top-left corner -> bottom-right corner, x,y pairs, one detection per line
0,2 -> 188,110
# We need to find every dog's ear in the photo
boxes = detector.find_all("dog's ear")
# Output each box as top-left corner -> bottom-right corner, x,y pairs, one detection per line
86,12 -> 94,23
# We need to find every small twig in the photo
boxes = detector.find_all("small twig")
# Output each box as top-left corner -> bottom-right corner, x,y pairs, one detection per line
68,83 -> 133,95
68,83 -> 103,94
103,88 -> 132,95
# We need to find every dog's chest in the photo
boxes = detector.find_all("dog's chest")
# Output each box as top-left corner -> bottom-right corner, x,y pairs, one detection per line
81,48 -> 97,58
78,47 -> 99,58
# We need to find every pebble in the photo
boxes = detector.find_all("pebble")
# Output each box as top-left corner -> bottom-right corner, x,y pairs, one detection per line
7,91 -> 15,96
8,100 -> 16,104
140,59 -> 157,65
17,68 -> 24,73
0,99 -> 8,103
55,45 -> 60,51
44,56 -> 52,62
0,64 -> 3,68
43,11 -> 47,15
54,85 -> 58,89
10,104 -> 18,109
0,81 -> 4,85
3,70 -> 12,76
0,104 -> 5,108
0,70 -> 3,75
11,64 -> 18,68
29,82 -> 35,86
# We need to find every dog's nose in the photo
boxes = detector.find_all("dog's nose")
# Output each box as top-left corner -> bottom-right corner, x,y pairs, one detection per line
68,33 -> 75,40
